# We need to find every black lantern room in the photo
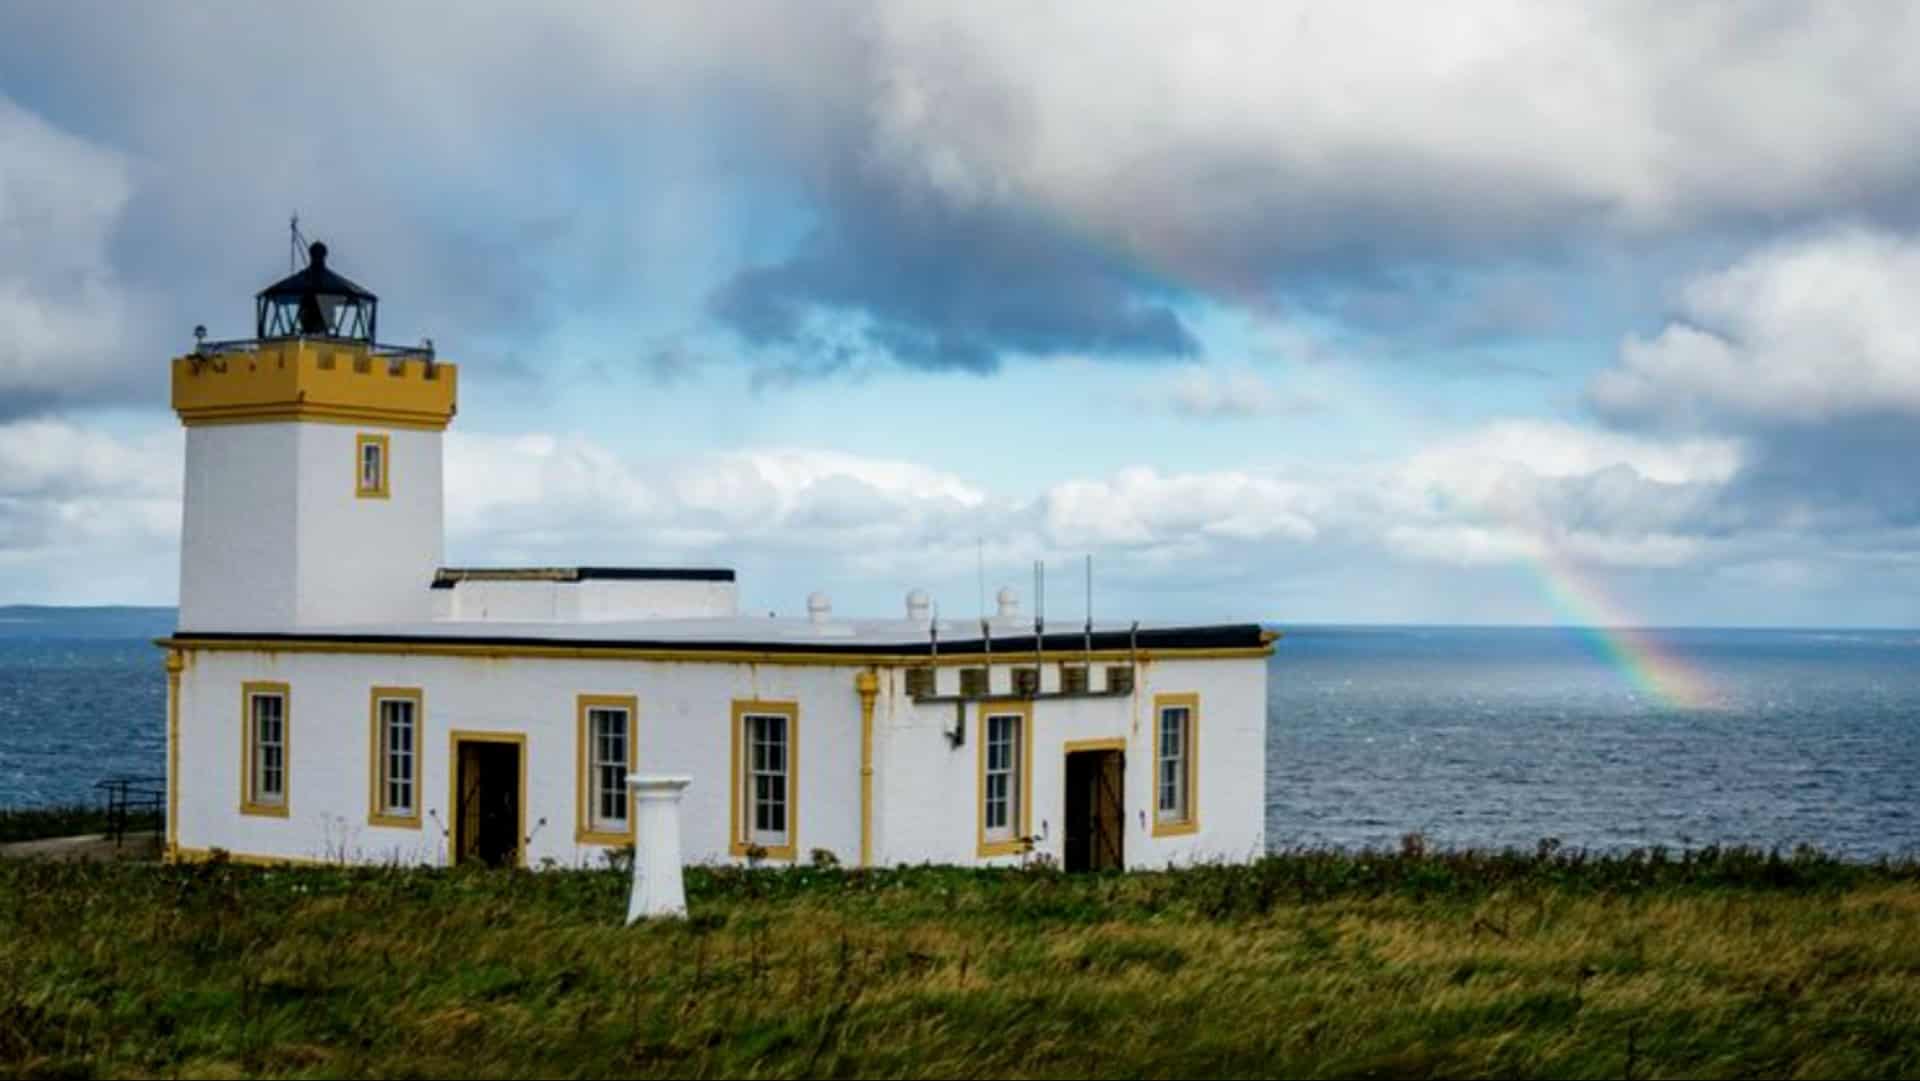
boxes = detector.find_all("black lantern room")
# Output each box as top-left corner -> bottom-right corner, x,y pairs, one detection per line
255,241 -> 378,342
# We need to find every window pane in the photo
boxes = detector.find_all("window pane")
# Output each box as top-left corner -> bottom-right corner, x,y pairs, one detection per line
253,695 -> 285,802
1158,707 -> 1189,822
589,708 -> 630,831
744,713 -> 791,844
984,714 -> 1021,839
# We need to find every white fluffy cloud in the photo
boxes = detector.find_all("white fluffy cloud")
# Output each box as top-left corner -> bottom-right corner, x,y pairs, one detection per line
859,4 -> 1920,277
0,99 -> 138,409
445,434 -> 993,573
1592,227 -> 1920,425
3,410 -> 1913,621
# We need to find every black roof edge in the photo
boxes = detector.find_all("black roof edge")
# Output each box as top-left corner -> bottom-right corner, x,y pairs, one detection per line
168,623 -> 1271,657
431,567 -> 737,589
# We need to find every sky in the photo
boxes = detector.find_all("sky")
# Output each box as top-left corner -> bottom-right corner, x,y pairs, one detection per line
1,2 -> 1919,627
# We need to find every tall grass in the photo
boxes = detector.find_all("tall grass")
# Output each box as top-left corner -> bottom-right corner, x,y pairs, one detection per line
0,803 -> 154,845
3,846 -> 1920,1078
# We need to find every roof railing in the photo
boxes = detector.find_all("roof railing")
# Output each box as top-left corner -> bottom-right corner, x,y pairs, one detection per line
191,335 -> 437,361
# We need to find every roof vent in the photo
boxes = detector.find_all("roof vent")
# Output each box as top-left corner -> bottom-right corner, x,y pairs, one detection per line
807,591 -> 832,625
996,585 -> 1020,621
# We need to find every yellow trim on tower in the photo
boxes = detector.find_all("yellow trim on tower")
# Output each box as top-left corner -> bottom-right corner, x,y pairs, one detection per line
355,433 -> 390,499
164,650 -> 184,859
1151,692 -> 1200,837
574,694 -> 639,845
447,729 -> 528,869
855,670 -> 879,868
1064,737 -> 1127,754
239,681 -> 290,818
171,340 -> 457,430
976,699 -> 1034,859
366,686 -> 423,829
730,698 -> 799,861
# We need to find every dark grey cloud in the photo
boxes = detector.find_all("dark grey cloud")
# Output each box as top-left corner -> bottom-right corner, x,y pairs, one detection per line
709,167 -> 1199,374
8,2 -> 1920,412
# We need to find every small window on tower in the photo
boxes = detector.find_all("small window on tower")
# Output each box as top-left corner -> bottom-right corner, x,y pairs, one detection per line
356,433 -> 389,498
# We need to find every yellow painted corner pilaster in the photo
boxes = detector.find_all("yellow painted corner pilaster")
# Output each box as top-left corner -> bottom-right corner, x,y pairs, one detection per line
856,670 -> 879,868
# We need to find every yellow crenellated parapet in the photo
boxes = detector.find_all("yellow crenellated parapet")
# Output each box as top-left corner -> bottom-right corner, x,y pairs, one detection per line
171,339 -> 458,430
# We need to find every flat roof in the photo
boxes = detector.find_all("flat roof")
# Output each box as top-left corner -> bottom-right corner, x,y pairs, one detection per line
168,617 -> 1273,657
432,566 -> 735,588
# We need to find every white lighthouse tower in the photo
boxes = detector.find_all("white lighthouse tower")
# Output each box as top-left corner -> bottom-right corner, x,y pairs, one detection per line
172,241 -> 459,630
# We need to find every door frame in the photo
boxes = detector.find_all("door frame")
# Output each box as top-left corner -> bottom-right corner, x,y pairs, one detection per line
448,729 -> 528,868
1064,738 -> 1127,871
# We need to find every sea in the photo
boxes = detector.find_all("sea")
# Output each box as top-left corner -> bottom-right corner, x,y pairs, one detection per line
2,608 -> 1917,858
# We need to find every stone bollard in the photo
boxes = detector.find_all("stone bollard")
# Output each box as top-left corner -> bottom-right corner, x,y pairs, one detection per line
626,775 -> 693,923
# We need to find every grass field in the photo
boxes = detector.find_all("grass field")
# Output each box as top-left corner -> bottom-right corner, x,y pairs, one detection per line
3,845 -> 1920,1079
1,805 -> 123,845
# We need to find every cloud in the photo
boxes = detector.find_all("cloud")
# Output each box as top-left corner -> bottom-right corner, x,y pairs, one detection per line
1157,366 -> 1322,419
1592,227 -> 1920,425
1588,227 -> 1920,539
0,420 -> 180,602
0,99 -> 141,415
7,4 -> 1920,402
709,168 -> 1200,374
443,435 -> 994,578
3,411 -> 1916,622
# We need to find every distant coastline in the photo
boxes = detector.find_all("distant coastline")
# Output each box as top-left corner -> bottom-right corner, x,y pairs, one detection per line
0,606 -> 175,639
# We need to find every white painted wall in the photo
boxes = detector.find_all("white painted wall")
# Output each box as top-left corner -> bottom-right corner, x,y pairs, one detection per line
173,646 -> 1267,870
439,578 -> 738,622
174,649 -> 865,868
872,657 -> 1267,868
178,422 -> 443,630
179,424 -> 300,630
293,424 -> 442,626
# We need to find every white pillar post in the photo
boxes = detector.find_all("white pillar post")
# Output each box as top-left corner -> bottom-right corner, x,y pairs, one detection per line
626,775 -> 693,923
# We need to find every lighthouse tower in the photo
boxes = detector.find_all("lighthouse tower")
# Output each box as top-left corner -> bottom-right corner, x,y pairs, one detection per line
172,242 -> 458,630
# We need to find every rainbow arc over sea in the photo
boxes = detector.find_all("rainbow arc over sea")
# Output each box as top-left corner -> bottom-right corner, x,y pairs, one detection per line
1529,544 -> 1720,710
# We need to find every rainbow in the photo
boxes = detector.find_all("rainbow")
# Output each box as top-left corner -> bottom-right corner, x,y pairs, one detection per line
1527,543 -> 1719,710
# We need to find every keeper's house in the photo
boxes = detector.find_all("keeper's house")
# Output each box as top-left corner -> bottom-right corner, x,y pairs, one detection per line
159,243 -> 1275,870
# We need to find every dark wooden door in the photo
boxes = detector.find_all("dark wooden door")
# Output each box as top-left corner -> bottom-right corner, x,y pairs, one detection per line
1093,751 -> 1124,871
1064,749 -> 1125,872
456,741 -> 521,867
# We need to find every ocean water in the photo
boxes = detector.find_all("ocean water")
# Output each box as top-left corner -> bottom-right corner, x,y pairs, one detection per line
1269,626 -> 1920,859
2,610 -> 1917,858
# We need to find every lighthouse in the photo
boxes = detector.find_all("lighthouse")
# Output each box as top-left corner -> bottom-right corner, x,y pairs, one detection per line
160,238 -> 1270,872
171,242 -> 458,630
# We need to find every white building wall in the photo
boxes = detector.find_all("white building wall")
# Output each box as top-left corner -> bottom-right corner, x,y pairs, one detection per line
173,646 -> 1266,869
177,421 -> 442,631
174,648 -> 865,867
178,424 -> 301,630
293,424 -> 442,626
873,656 -> 1267,868
570,579 -> 737,621
439,578 -> 738,622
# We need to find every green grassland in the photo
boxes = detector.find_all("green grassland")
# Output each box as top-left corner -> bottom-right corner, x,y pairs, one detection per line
4,845 -> 1920,1079
0,805 -> 124,845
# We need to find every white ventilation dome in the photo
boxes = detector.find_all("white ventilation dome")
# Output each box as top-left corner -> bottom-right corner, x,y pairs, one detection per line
906,589 -> 931,623
807,591 -> 832,624
996,585 -> 1020,620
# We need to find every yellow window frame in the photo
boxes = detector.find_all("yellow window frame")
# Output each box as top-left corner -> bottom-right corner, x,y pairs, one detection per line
1151,692 -> 1200,837
240,680 -> 291,818
730,699 -> 799,861
367,686 -> 424,829
355,432 -> 390,499
976,699 -> 1034,858
575,694 -> 639,845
